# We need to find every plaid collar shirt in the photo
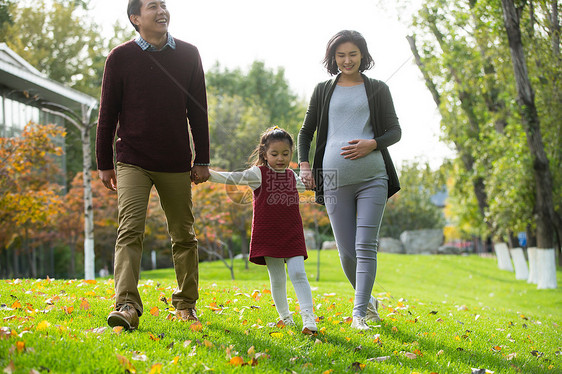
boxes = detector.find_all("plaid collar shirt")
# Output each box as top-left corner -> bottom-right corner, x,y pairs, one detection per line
135,33 -> 176,51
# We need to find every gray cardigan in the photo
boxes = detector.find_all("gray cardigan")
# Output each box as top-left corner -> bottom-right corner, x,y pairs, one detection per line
298,73 -> 401,204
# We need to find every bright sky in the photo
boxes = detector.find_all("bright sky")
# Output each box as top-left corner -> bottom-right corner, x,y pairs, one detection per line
92,0 -> 455,168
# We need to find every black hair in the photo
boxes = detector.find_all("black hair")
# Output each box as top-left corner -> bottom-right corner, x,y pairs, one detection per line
249,126 -> 294,166
127,0 -> 142,32
322,30 -> 374,76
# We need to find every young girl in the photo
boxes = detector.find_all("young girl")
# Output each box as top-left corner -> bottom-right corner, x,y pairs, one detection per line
207,126 -> 317,334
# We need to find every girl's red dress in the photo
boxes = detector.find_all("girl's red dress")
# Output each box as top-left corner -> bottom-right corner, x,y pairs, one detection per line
249,166 -> 308,265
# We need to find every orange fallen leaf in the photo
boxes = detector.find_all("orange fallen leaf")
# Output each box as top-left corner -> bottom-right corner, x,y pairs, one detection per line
64,306 -> 74,315
413,349 -> 423,356
149,333 -> 160,341
16,341 -> 25,353
492,345 -> 502,352
113,326 -> 124,334
80,298 -> 90,310
150,306 -> 159,316
83,279 -> 97,285
11,301 -> 21,309
229,356 -> 244,366
190,321 -> 203,332
171,356 -> 180,364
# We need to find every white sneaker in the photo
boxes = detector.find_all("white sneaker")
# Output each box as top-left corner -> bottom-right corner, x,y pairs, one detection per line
281,315 -> 296,327
365,297 -> 381,322
351,316 -> 371,331
301,312 -> 318,333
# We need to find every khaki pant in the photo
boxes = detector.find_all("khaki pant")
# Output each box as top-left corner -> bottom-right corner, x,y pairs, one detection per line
114,163 -> 198,316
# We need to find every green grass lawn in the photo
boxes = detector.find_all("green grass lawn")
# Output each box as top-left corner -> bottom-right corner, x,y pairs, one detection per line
1,251 -> 561,373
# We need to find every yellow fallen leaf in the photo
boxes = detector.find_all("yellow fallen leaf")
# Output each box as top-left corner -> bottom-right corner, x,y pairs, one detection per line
203,340 -> 214,348
269,332 -> 283,339
113,326 -> 124,334
36,320 -> 51,331
116,354 -> 136,373
148,363 -> 162,374
171,356 -> 180,364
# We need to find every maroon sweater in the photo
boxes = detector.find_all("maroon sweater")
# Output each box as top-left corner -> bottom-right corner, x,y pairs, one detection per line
96,39 -> 209,172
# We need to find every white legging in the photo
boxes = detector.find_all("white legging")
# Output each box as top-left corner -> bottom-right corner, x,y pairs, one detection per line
265,256 -> 314,318
324,178 -> 388,317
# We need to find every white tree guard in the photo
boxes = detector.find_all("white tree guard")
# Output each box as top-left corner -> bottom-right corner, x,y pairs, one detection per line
536,248 -> 557,289
84,238 -> 95,280
527,247 -> 539,284
494,242 -> 513,271
509,247 -> 529,280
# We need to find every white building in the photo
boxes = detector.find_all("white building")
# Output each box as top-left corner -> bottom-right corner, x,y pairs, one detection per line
0,42 -> 97,184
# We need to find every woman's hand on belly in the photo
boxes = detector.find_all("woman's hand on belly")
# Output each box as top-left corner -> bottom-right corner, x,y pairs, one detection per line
340,139 -> 378,160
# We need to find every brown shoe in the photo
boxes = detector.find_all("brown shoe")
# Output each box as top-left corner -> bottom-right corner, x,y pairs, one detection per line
107,304 -> 139,330
176,308 -> 198,322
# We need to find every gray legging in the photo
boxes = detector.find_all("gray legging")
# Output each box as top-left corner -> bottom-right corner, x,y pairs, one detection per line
324,177 -> 388,317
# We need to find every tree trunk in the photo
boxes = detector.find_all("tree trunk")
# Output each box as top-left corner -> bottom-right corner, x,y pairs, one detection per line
501,0 -> 559,288
81,118 -> 95,280
407,34 -> 490,229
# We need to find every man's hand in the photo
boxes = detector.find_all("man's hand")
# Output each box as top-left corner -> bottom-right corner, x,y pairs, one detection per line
191,165 -> 210,184
341,139 -> 377,160
99,169 -> 117,191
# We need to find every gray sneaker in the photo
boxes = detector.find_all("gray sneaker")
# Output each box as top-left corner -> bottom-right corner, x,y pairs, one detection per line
301,312 -> 318,333
351,316 -> 371,330
281,315 -> 296,327
365,297 -> 381,322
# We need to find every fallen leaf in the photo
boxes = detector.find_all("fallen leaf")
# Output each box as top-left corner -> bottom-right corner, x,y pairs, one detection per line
190,321 -> 203,332
116,354 -> 136,373
3,360 -> 15,374
367,356 -> 390,362
11,301 -> 21,309
404,352 -> 417,359
149,333 -> 160,341
36,321 -> 51,332
80,298 -> 90,310
148,363 -> 162,374
16,341 -> 25,353
269,332 -> 283,339
132,352 -> 148,361
229,356 -> 244,366
150,306 -> 159,316
506,352 -> 517,360
349,362 -> 365,371
171,356 -> 180,364
203,340 -> 214,348
112,326 -> 124,334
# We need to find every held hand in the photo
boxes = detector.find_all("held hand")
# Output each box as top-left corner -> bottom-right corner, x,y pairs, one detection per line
191,165 -> 210,184
340,139 -> 377,160
299,162 -> 316,190
99,169 -> 117,191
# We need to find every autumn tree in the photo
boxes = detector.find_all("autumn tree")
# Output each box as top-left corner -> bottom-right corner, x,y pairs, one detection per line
0,123 -> 65,278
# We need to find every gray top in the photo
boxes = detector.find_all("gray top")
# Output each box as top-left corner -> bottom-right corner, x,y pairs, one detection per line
323,84 -> 387,190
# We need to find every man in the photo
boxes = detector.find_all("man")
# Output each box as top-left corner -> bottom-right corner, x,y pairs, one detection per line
96,0 -> 210,330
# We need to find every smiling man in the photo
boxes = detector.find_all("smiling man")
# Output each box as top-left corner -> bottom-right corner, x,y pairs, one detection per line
96,0 -> 210,330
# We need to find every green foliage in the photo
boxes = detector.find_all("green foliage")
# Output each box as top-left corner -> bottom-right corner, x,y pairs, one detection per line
206,62 -> 306,168
381,161 -> 446,238
1,252 -> 561,373
410,0 -> 561,243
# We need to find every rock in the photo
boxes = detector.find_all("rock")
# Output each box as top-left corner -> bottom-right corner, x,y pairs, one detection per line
321,241 -> 337,250
400,229 -> 443,254
379,237 -> 405,253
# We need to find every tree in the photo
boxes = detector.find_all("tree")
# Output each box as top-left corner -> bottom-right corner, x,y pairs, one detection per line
380,161 -> 446,239
0,122 -> 65,277
406,0 -> 561,264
